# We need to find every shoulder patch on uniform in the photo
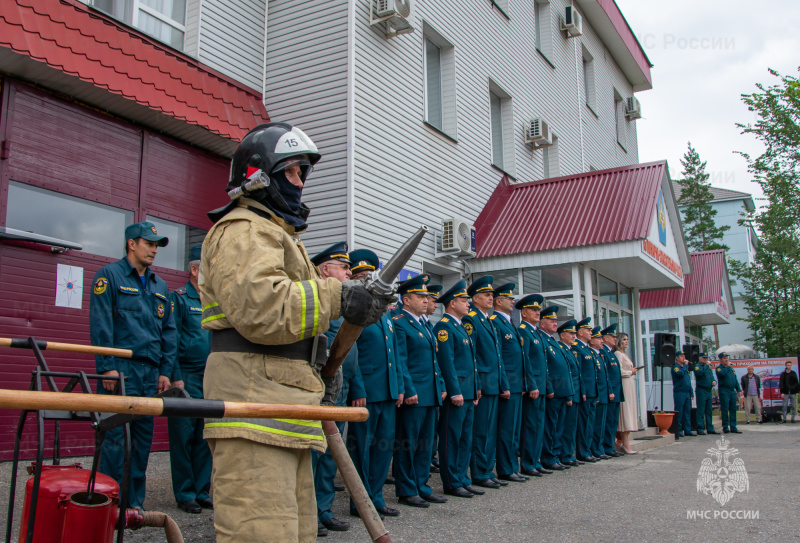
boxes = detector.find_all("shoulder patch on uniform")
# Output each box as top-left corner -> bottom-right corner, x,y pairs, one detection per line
571,341 -> 577,346
441,317 -> 450,323
694,365 -> 700,371
520,323 -> 527,329
674,367 -> 680,373
157,303 -> 165,319
468,311 -> 477,317
437,330 -> 449,342
393,315 -> 403,320
176,287 -> 188,295
464,323 -> 474,335
93,277 -> 108,295
489,314 -> 497,320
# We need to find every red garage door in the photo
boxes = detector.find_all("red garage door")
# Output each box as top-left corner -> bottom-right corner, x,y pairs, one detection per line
0,79 -> 230,461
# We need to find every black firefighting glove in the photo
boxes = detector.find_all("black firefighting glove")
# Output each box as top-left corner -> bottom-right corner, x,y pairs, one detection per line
340,280 -> 393,328
321,367 -> 343,406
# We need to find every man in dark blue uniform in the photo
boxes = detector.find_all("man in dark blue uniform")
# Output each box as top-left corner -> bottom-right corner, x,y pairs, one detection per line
589,327 -> 612,459
491,283 -> 528,483
434,280 -> 483,498
539,306 -> 574,471
715,352 -> 742,434
393,274 -> 447,508
424,283 -> 443,474
463,276 -> 510,489
90,221 -> 176,510
557,320 -> 582,467
692,352 -> 717,435
572,318 -> 599,463
346,249 -> 406,518
309,242 -> 363,535
672,350 -> 695,437
517,294 -> 551,477
168,244 -> 213,514
600,325 -> 625,457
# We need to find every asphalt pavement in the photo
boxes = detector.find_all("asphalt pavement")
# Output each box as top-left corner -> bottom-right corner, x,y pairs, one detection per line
2,422 -> 799,542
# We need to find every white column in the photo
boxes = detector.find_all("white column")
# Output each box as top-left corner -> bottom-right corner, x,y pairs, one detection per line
571,263 -> 582,320
583,265 -> 594,320
633,287 -> 647,430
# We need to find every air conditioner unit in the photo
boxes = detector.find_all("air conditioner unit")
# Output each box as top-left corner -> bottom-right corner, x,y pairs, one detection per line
441,218 -> 477,258
561,6 -> 583,37
525,118 -> 552,147
370,0 -> 414,38
625,96 -> 642,120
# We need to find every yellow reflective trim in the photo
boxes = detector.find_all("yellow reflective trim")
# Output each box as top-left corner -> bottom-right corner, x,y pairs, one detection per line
201,313 -> 227,324
296,281 -> 308,340
274,418 -> 322,428
203,302 -> 219,310
309,281 -> 320,337
205,421 -> 324,441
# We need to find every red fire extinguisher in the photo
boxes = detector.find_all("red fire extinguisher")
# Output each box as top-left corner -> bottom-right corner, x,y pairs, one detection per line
19,464 -> 141,543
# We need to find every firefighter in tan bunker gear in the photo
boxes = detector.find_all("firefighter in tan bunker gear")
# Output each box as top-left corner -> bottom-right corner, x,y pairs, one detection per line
199,122 -> 391,543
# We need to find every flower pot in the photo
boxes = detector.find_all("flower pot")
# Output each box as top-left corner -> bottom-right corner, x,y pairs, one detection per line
653,413 -> 674,435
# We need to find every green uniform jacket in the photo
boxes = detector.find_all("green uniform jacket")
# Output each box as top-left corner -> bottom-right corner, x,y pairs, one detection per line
715,365 -> 741,392
691,363 -> 715,391
169,280 -> 210,382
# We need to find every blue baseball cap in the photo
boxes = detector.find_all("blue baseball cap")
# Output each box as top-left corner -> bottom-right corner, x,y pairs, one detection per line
125,221 -> 168,247
189,244 -> 202,262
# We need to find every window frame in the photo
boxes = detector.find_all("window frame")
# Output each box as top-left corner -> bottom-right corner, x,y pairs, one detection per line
488,80 -> 516,178
422,23 -> 458,140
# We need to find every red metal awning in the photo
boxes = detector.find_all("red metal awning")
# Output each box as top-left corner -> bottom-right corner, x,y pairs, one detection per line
0,0 -> 269,143
640,250 -> 728,309
475,161 -> 668,258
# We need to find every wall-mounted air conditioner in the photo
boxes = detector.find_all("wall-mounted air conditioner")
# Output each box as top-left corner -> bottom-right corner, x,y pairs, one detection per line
370,0 -> 414,38
439,218 -> 476,259
625,96 -> 642,120
561,6 -> 583,37
525,118 -> 552,147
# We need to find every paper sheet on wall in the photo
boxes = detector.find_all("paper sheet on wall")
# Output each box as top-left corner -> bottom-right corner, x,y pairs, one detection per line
55,264 -> 84,309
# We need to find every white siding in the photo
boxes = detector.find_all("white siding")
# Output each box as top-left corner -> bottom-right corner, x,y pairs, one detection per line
349,0 -> 641,272
183,0 -> 201,58
264,0 -> 351,254
197,0 -> 266,91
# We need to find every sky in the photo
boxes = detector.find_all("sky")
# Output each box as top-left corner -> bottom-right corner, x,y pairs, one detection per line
613,0 -> 800,209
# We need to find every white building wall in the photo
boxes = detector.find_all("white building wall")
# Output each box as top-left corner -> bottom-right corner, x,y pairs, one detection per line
351,0 -> 641,270
264,0 -> 351,253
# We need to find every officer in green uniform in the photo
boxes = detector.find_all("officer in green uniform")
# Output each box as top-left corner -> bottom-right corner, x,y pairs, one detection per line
691,352 -> 717,435
540,306 -> 574,471
671,351 -> 695,437
557,320 -> 582,466
572,318 -> 599,462
90,221 -> 176,510
715,352 -> 742,434
589,327 -> 612,459
425,284 -> 443,473
168,244 -> 213,514
601,325 -> 625,456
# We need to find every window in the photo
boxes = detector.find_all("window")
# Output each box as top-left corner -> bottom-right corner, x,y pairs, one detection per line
619,283 -> 632,309
422,25 -> 457,137
545,297 -> 575,320
146,215 -> 207,271
582,45 -> 596,113
87,0 -> 187,50
534,0 -> 553,61
489,81 -> 515,176
649,318 -> 679,333
542,133 -> 559,178
598,274 -> 618,304
522,265 -> 572,293
614,88 -> 627,151
477,269 -> 519,293
6,181 -> 134,259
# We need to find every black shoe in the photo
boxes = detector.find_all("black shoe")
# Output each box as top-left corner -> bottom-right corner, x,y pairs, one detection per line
541,463 -> 565,471
349,508 -> 384,520
444,488 -> 474,498
723,429 -> 730,433
758,420 -> 763,424
376,506 -> 400,517
384,477 -> 395,485
318,522 -> 328,537
491,478 -> 510,486
321,518 -> 350,532
521,469 -> 542,476
497,473 -> 528,482
516,472 -> 530,480
696,431 -> 706,435
430,465 -> 440,473
177,500 -> 201,514
577,456 -> 598,463
537,467 -> 553,474
399,495 -> 430,508
562,461 -> 579,467
334,483 -> 346,492
196,498 -> 213,509
730,429 -> 742,434
463,485 -> 485,495
707,430 -> 718,434
746,421 -> 750,425
608,452 -> 624,457
575,460 -> 585,465
422,493 -> 448,503
473,478 -> 501,489
432,458 -> 440,468
598,455 -> 612,460
684,432 -> 697,437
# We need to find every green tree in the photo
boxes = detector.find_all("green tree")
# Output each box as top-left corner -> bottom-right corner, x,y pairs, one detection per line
677,142 -> 730,252
729,68 -> 800,357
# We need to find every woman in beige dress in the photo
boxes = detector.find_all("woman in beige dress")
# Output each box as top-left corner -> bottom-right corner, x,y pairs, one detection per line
615,333 -> 639,454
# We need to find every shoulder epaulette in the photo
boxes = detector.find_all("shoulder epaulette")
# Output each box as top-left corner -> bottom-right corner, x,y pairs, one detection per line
393,315 -> 403,321
489,314 -> 497,320
468,311 -> 477,317
520,324 -> 527,329
175,287 -> 187,295
441,317 -> 450,323
571,341 -> 577,346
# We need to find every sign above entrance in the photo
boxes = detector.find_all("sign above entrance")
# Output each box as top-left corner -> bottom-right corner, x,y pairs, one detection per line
642,239 -> 683,279
657,190 -> 667,246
